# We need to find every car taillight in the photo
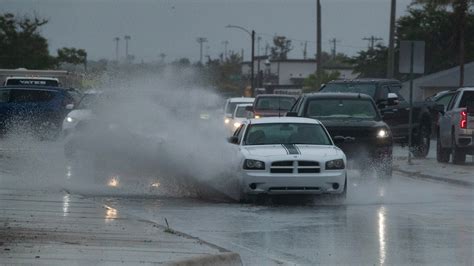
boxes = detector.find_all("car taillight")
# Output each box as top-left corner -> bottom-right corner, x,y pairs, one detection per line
460,110 -> 467,129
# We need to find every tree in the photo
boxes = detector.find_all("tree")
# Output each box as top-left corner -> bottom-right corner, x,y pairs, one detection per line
303,70 -> 341,91
412,0 -> 473,85
0,13 -> 56,69
57,47 -> 87,70
348,44 -> 388,78
270,36 -> 292,60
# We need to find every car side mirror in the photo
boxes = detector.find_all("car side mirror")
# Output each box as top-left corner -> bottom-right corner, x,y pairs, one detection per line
434,104 -> 445,115
66,104 -> 75,110
387,93 -> 399,106
245,106 -> 253,112
228,136 -> 239,144
286,111 -> 298,117
466,102 -> 474,114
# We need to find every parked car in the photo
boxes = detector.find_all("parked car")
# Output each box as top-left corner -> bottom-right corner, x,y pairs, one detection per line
436,87 -> 474,164
320,79 -> 439,158
228,117 -> 347,202
0,86 -> 76,139
223,97 -> 254,125
248,94 -> 298,118
288,93 -> 393,177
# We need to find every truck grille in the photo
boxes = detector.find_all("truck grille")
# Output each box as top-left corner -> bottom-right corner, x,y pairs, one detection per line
270,161 -> 320,174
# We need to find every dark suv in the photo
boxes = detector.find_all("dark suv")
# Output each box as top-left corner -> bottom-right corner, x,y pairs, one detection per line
0,86 -> 77,139
288,93 -> 393,177
320,79 -> 439,158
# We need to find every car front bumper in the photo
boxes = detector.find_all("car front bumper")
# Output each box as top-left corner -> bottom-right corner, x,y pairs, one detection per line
241,170 -> 346,195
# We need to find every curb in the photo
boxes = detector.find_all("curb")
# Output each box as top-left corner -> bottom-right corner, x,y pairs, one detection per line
166,252 -> 242,266
393,167 -> 474,187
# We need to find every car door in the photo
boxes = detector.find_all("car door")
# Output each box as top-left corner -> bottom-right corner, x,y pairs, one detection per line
379,84 -> 406,139
439,91 -> 460,147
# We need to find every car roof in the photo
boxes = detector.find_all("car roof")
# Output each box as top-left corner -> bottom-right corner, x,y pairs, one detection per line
304,92 -> 374,100
227,97 -> 254,102
328,78 -> 400,84
247,117 -> 322,125
255,94 -> 298,99
0,85 -> 65,91
457,87 -> 474,92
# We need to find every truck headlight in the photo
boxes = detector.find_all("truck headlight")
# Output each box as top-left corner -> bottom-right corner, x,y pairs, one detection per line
377,128 -> 389,138
326,159 -> 345,170
243,159 -> 265,170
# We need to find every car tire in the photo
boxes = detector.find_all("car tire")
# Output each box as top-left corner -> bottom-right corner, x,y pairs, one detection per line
436,133 -> 450,163
451,133 -> 466,164
412,123 -> 430,158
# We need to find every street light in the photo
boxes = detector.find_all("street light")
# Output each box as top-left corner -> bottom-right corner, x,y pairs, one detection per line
226,24 -> 255,94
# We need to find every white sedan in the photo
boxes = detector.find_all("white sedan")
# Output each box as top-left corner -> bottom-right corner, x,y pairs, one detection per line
229,117 -> 347,201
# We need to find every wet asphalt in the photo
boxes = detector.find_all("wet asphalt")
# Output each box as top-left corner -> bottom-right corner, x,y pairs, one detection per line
99,171 -> 474,266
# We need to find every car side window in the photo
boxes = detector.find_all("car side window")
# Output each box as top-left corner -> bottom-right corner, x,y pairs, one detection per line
446,92 -> 459,111
236,124 -> 245,143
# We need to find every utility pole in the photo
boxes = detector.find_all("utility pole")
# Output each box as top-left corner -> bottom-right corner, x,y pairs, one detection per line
316,0 -> 322,90
257,36 -> 262,56
302,41 -> 308,59
222,40 -> 229,60
363,36 -> 383,50
196,37 -> 207,64
114,37 -> 120,61
329,38 -> 340,60
387,0 -> 396,78
124,35 -> 131,62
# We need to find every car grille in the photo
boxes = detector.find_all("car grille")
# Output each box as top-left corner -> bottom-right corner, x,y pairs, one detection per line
270,161 -> 320,174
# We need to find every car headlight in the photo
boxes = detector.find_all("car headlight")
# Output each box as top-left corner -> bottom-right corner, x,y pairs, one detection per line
254,115 -> 261,119
326,159 -> 345,170
233,122 -> 241,128
243,159 -> 265,170
224,118 -> 230,124
377,128 -> 389,138
66,116 -> 75,123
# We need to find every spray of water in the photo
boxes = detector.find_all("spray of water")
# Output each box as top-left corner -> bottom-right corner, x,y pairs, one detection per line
0,66 -> 241,200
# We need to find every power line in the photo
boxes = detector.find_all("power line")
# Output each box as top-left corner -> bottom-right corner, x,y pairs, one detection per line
363,36 -> 383,50
329,38 -> 341,60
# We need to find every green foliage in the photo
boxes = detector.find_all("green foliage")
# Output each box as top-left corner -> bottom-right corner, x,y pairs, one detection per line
57,47 -> 87,66
348,44 -> 388,78
205,52 -> 244,94
0,13 -> 56,69
303,70 -> 341,91
270,36 -> 292,60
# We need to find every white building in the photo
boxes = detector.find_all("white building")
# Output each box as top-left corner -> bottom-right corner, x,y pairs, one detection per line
241,58 -> 357,86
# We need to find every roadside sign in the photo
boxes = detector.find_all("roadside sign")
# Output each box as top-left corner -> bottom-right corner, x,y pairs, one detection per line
399,41 -> 425,74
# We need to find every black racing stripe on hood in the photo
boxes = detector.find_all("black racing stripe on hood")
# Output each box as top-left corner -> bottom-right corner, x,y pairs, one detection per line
282,144 -> 300,155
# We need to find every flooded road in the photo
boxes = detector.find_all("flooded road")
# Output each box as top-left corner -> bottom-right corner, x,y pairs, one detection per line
99,172 -> 474,265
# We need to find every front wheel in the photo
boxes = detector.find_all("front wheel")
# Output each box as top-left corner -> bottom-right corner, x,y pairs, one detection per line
412,124 -> 430,158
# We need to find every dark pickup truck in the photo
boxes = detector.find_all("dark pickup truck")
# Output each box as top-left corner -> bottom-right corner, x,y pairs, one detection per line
319,79 -> 440,158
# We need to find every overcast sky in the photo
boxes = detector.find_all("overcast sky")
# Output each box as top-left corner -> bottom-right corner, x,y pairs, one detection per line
2,0 -> 413,62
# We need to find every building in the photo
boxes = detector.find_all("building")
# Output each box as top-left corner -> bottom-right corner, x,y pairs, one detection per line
400,62 -> 474,101
241,57 -> 357,87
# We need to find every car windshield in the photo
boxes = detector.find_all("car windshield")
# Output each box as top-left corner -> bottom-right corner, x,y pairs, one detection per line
306,99 -> 379,120
226,101 -> 250,114
235,106 -> 250,118
244,123 -> 332,145
254,96 -> 296,111
321,83 -> 377,98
